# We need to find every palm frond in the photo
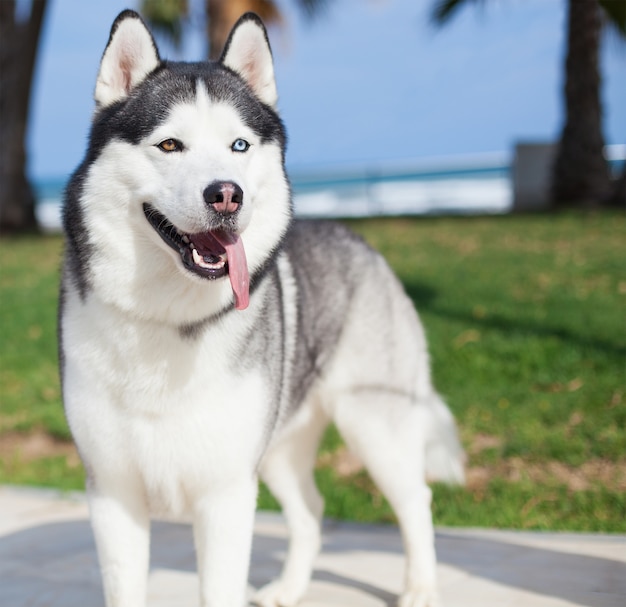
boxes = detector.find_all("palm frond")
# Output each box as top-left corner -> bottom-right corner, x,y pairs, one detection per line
599,0 -> 626,36
140,0 -> 189,47
431,0 -> 485,26
294,0 -> 330,20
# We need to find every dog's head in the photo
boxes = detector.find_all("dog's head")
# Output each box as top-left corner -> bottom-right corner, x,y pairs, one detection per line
65,11 -> 290,317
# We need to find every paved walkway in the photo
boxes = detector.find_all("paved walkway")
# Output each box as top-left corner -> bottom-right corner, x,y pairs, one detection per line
1,485 -> 624,606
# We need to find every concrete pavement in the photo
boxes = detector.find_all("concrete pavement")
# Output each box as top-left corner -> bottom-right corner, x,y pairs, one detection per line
1,485 -> 624,606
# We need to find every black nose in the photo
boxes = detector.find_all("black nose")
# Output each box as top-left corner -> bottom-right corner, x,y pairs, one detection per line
203,181 -> 243,215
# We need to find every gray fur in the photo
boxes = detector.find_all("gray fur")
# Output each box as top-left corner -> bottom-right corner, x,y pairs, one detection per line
282,221 -> 362,407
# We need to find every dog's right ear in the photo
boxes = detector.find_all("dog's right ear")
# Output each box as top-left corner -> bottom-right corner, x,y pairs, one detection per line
95,10 -> 160,108
220,13 -> 277,108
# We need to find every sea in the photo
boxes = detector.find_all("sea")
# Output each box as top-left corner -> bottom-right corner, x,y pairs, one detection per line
33,148 -> 625,232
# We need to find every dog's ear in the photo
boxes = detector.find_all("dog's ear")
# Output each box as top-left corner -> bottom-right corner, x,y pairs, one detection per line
220,13 -> 278,108
95,10 -> 160,108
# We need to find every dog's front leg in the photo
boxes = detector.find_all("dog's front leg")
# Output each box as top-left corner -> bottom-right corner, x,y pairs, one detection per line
88,484 -> 150,607
194,479 -> 258,607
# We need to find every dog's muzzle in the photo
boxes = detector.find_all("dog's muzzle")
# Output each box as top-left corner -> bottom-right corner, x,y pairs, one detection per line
142,199 -> 250,310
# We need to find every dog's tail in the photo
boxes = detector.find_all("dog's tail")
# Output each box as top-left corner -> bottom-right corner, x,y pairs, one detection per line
421,392 -> 466,485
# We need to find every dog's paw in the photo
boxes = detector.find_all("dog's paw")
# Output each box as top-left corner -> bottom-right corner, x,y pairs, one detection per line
252,579 -> 304,607
398,586 -> 441,607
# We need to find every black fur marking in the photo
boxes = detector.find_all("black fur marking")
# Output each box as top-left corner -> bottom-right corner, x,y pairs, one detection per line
84,62 -> 286,169
63,57 -> 288,305
57,279 -> 66,389
62,169 -> 92,300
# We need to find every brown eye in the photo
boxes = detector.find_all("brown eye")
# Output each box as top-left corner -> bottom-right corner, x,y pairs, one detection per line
157,139 -> 183,152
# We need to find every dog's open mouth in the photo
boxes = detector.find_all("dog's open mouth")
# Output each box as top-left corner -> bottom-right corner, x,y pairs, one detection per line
143,204 -> 249,310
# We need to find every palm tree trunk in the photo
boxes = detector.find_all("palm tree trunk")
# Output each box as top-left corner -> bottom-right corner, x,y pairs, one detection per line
0,0 -> 48,233
551,0 -> 610,208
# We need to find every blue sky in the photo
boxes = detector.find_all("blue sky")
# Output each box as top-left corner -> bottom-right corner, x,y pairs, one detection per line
28,0 -> 625,180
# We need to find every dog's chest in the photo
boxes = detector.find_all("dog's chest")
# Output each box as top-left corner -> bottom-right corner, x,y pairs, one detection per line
121,370 -> 268,515
63,301 -> 274,514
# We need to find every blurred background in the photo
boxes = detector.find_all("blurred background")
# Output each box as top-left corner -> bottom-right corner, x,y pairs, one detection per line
1,0 -> 625,231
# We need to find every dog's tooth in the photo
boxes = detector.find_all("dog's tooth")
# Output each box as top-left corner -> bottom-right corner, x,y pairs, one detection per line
192,248 -> 202,265
182,235 -> 190,244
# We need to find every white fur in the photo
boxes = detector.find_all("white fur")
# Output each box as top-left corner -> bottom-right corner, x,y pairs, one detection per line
62,12 -> 464,607
63,279 -> 275,607
80,82 -> 290,325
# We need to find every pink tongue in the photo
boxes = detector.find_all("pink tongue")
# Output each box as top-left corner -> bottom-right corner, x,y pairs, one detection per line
213,232 -> 249,310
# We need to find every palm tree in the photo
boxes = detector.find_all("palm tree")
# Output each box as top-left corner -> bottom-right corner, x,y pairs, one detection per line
0,0 -> 329,234
0,0 -> 49,233
432,0 -> 625,209
141,0 -> 326,59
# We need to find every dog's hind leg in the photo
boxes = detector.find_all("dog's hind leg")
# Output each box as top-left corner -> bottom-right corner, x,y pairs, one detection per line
254,401 -> 329,607
332,391 -> 441,607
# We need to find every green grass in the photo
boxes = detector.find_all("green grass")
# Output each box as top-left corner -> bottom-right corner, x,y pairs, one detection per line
0,236 -> 65,437
1,212 -> 625,531
350,213 -> 626,465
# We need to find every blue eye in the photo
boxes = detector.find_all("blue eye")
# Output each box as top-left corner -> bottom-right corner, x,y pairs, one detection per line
231,138 -> 250,153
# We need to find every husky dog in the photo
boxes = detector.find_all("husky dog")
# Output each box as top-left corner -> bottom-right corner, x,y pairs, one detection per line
59,10 -> 464,607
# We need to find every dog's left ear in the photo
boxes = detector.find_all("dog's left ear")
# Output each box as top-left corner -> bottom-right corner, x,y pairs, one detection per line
220,13 -> 278,108
95,10 -> 160,108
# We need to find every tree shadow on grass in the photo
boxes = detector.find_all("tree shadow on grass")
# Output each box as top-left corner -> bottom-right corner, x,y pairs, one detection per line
403,279 -> 625,357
